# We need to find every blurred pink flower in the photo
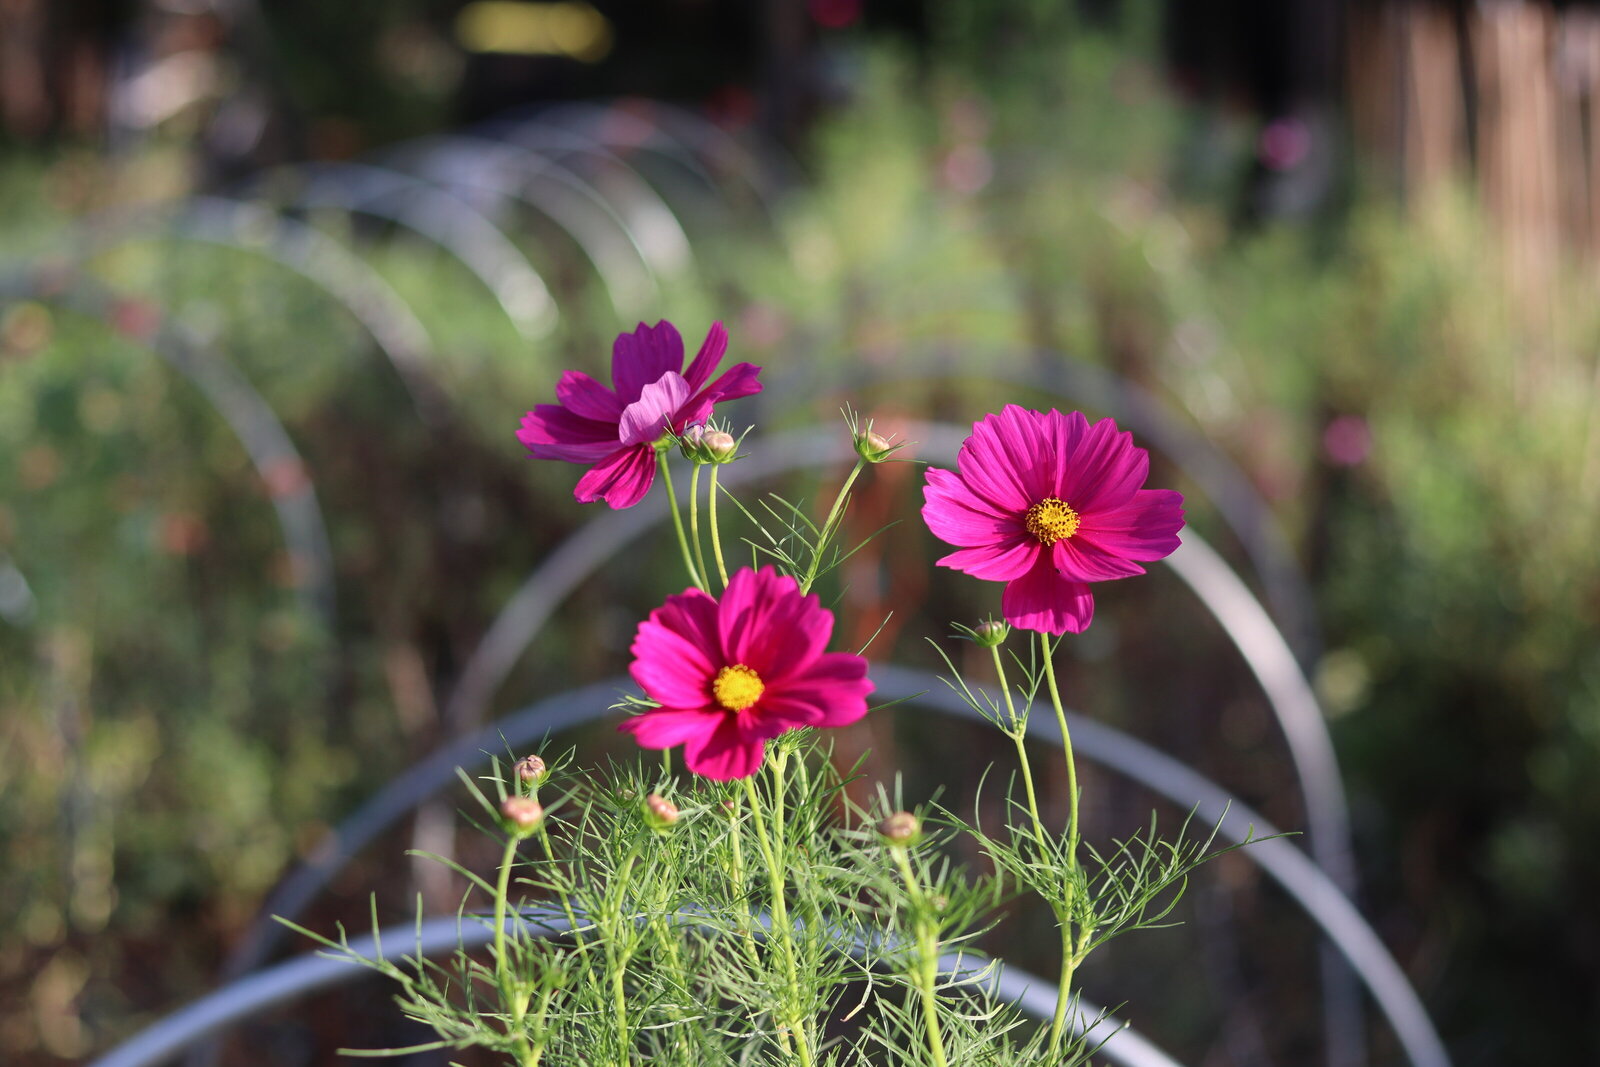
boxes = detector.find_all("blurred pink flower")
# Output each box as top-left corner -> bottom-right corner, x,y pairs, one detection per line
518,321 -> 761,508
922,406 -> 1185,635
620,566 -> 874,780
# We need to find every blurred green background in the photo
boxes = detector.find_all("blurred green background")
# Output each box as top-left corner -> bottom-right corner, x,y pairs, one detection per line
3,1 -> 1599,1064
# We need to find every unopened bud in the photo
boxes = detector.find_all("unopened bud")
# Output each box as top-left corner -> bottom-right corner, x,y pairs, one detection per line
854,426 -> 903,464
973,619 -> 1010,648
515,754 -> 548,786
643,792 -> 680,831
703,430 -> 738,461
500,795 -> 545,836
878,811 -> 922,847
720,797 -> 738,816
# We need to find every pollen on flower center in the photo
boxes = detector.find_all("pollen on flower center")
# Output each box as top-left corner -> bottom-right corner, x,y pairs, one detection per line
1024,497 -> 1081,545
712,664 -> 765,712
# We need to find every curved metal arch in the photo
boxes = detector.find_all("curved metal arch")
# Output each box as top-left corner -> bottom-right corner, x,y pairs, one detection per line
260,161 -> 558,341
0,274 -> 335,627
384,135 -> 666,319
88,908 -> 1180,1067
196,666 -> 1447,1067
78,196 -> 452,428
439,124 -> 695,278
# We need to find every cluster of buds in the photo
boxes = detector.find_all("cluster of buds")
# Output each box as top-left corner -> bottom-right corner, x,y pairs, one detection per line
679,424 -> 740,465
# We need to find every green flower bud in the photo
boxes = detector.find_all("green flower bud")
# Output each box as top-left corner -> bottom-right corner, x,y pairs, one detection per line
643,792 -> 680,831
515,754 -> 548,786
878,811 -> 922,847
973,619 -> 1010,648
500,795 -> 545,837
853,425 -> 905,464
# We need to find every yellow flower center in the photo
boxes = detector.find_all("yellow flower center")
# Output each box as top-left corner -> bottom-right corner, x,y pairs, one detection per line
1024,497 -> 1081,545
712,664 -> 765,712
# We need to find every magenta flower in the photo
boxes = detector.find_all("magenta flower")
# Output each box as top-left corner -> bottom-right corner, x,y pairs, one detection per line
619,566 -> 874,780
517,320 -> 762,509
922,405 -> 1185,635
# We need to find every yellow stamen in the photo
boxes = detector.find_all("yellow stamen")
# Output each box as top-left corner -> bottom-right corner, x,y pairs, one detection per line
712,664 -> 765,712
1025,497 -> 1081,545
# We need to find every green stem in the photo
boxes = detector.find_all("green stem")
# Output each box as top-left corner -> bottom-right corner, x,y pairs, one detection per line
892,846 -> 950,1067
743,775 -> 814,1067
991,644 -> 1049,857
689,463 -> 711,593
604,849 -> 640,1063
658,449 -> 705,591
797,458 -> 867,595
708,465 -> 731,590
1039,632 -> 1081,1058
493,834 -> 535,1063
724,792 -> 763,968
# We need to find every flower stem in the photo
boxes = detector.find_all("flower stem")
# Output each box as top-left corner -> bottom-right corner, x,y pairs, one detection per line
492,833 -> 535,1063
708,465 -> 731,591
891,845 -> 950,1067
743,774 -> 813,1067
797,458 -> 867,595
688,463 -> 712,593
991,644 -> 1049,857
1039,631 -> 1081,1058
657,449 -> 705,591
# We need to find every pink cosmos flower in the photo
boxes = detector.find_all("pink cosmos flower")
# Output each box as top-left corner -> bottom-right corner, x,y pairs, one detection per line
620,566 -> 874,780
517,321 -> 762,509
922,405 -> 1185,635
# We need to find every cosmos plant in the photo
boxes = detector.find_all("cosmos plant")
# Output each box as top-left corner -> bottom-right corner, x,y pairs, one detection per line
308,320 -> 1238,1067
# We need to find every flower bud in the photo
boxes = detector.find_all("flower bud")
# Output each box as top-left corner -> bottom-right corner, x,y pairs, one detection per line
515,754 -> 548,786
853,426 -> 904,464
973,619 -> 1010,648
703,430 -> 738,461
500,795 -> 545,837
878,811 -> 921,847
643,792 -> 680,831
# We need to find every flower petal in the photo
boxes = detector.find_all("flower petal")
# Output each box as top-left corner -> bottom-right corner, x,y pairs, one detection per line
1052,537 -> 1146,582
922,468 -> 1023,549
1077,489 -> 1185,561
683,714 -> 767,780
573,445 -> 657,508
1002,556 -> 1096,635
936,539 -> 1040,581
955,407 -> 1041,511
618,371 -> 691,446
612,321 -> 685,401
717,567 -> 807,669
1060,417 -> 1147,512
517,405 -> 618,463
630,617 -> 718,708
555,370 -> 623,422
682,321 -> 729,391
618,706 -> 722,749
763,652 -> 874,728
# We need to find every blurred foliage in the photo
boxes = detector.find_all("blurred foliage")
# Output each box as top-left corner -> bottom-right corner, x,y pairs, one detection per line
3,2 -> 1599,1065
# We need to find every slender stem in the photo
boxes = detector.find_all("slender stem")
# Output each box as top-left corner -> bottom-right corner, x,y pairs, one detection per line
604,850 -> 640,1063
493,834 -> 535,1063
1039,631 -> 1082,1058
892,846 -> 950,1067
1039,633 -> 1079,855
688,463 -> 711,592
991,644 -> 1049,856
797,458 -> 867,595
657,450 -> 705,591
708,465 -> 731,590
743,775 -> 814,1067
